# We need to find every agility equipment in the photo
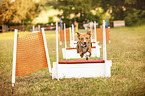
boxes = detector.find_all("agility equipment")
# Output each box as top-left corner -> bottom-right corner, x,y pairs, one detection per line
52,20 -> 112,79
106,17 -> 108,28
59,23 -> 100,48
76,22 -> 78,32
95,27 -> 110,43
93,20 -> 111,43
12,28 -> 51,87
62,23 -> 101,59
59,27 -> 70,43
60,17 -> 63,45
32,25 -> 40,32
59,24 -> 76,47
70,22 -> 100,48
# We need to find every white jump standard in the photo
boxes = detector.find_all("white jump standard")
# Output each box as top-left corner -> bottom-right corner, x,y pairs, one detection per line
12,28 -> 52,87
52,20 -> 112,79
62,23 -> 101,59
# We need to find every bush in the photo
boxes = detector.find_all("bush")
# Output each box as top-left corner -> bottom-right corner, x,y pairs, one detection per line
125,8 -> 140,26
125,8 -> 145,26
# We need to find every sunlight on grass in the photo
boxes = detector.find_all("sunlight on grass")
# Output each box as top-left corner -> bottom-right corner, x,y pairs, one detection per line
0,25 -> 145,95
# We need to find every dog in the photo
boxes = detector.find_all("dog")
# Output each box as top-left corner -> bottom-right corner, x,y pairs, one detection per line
76,29 -> 92,60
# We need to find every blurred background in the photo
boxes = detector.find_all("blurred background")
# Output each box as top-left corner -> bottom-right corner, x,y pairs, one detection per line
0,0 -> 145,32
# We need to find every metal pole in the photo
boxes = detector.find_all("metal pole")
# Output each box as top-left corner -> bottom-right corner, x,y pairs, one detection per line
103,20 -> 107,60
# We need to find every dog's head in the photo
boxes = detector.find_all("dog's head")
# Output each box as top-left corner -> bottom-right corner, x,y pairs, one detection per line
77,29 -> 91,47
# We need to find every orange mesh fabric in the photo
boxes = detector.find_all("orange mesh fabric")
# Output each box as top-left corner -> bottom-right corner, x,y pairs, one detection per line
96,28 -> 110,42
66,28 -> 70,42
59,27 -> 70,42
59,27 -> 64,42
96,28 -> 103,42
16,31 -> 48,76
106,28 -> 110,41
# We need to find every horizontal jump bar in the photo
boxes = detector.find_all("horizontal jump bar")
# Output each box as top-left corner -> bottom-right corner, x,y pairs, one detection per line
58,60 -> 105,64
74,42 -> 96,44
66,46 -> 96,50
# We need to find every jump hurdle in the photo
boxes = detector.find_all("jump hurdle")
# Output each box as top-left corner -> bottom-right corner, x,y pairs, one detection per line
93,21 -> 111,43
59,24 -> 77,47
52,20 -> 112,79
95,27 -> 110,43
59,27 -> 70,43
70,22 -> 101,48
32,25 -> 40,33
62,23 -> 101,59
12,28 -> 51,87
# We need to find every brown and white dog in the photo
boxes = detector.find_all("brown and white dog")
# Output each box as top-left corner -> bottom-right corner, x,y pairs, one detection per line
76,29 -> 92,60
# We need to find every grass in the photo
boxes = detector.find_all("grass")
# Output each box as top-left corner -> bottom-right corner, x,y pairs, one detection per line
0,25 -> 145,96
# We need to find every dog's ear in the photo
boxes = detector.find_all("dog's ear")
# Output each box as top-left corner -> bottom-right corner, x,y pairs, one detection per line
87,29 -> 91,37
76,32 -> 81,38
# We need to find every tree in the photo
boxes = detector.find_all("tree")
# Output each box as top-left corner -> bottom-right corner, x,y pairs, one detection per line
100,0 -> 126,20
0,0 -> 42,25
51,0 -> 101,27
100,0 -> 145,26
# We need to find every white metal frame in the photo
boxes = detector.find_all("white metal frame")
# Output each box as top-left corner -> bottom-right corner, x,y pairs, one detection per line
32,25 -> 40,33
62,23 -> 101,59
12,29 -> 18,87
12,28 -> 51,87
52,20 -> 112,79
94,23 -> 111,43
41,28 -> 52,73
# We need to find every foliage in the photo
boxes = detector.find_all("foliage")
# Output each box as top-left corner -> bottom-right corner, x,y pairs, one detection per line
47,0 -> 145,26
124,8 -> 139,26
0,0 -> 42,25
100,0 -> 145,26
100,0 -> 126,20
51,0 -> 101,27
48,16 -> 53,23
0,0 -> 145,26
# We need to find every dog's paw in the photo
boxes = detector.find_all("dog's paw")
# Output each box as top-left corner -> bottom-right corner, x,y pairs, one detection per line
80,54 -> 84,58
86,57 -> 88,60
77,50 -> 79,53
89,52 -> 91,57
84,52 -> 90,58
80,52 -> 84,58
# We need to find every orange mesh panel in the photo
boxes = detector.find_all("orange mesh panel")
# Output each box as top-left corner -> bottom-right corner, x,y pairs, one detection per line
59,27 -> 64,42
16,31 -> 48,76
66,28 -> 70,42
106,28 -> 110,41
96,28 -> 103,41
59,28 -> 70,42
96,28 -> 110,42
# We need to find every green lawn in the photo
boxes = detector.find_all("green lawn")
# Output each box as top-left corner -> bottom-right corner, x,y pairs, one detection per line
0,25 -> 145,96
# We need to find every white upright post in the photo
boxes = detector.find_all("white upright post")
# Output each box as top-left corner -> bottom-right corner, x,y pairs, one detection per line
56,21 -> 59,80
103,20 -> 107,61
12,29 -> 18,87
38,25 -> 40,31
56,22 -> 59,65
108,26 -> 111,43
41,28 -> 52,73
72,24 -> 75,42
94,21 -> 97,42
33,25 -> 35,31
64,23 -> 67,49
69,27 -> 72,47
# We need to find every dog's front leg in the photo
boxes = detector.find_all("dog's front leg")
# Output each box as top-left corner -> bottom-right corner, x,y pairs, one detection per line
78,44 -> 84,58
79,51 -> 84,58
88,44 -> 92,57
77,43 -> 79,53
